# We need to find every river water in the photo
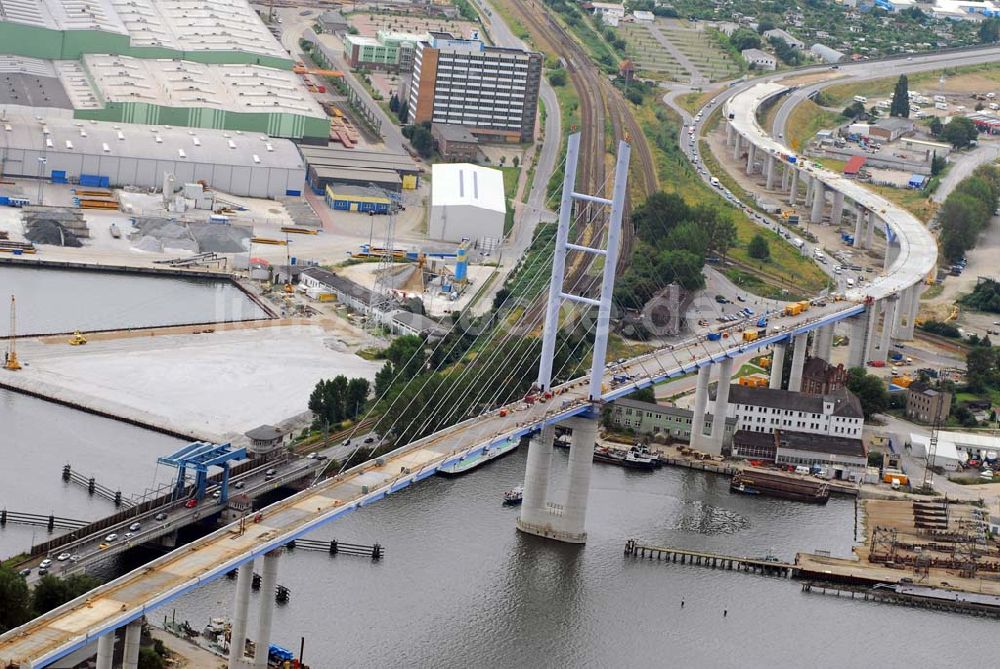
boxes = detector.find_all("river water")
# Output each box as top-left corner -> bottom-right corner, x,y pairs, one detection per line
0,388 -> 184,556
163,447 -> 994,668
0,265 -> 268,336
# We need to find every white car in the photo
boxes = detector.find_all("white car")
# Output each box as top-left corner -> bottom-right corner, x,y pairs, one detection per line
69,554 -> 82,563
129,522 -> 141,532
56,552 -> 72,561
105,533 -> 119,542
39,558 -> 53,568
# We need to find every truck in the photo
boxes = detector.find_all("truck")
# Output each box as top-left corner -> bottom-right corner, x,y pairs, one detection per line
706,332 -> 722,341
791,237 -> 804,249
742,330 -> 759,343
710,176 -> 721,187
783,303 -> 804,316
853,95 -> 867,103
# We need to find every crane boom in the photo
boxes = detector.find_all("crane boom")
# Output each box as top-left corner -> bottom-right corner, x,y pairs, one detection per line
4,294 -> 21,371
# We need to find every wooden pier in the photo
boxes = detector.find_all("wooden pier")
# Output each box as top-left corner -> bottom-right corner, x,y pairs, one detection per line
801,582 -> 1000,619
624,539 -> 797,578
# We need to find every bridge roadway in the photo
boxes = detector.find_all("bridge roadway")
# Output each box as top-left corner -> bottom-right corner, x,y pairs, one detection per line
27,458 -> 325,584
4,44 -> 982,666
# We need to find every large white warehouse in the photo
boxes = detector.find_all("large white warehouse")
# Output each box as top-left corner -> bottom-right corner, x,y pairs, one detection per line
429,163 -> 505,248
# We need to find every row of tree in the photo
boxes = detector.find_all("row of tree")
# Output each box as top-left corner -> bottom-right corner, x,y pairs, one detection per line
0,568 -> 101,633
614,192 -> 736,309
308,376 -> 371,429
959,278 -> 1000,314
938,164 -> 1000,262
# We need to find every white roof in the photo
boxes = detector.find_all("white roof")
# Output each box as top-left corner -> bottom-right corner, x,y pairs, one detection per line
79,55 -> 325,119
431,163 -> 506,213
725,82 -> 937,303
925,430 -> 1000,449
0,0 -> 126,33
909,434 -> 963,464
1,113 -> 304,169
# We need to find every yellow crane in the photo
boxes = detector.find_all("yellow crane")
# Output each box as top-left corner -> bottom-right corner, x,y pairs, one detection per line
4,295 -> 21,371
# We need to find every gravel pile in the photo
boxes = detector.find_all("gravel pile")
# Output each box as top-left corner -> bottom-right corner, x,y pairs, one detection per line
25,219 -> 83,247
190,222 -> 251,253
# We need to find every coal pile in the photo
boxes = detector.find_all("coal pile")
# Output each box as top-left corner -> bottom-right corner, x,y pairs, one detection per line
24,219 -> 83,247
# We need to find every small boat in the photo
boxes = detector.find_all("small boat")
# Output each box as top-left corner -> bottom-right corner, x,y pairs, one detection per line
437,439 -> 519,477
593,445 -> 658,470
731,481 -> 760,495
109,223 -> 121,238
503,485 -> 523,505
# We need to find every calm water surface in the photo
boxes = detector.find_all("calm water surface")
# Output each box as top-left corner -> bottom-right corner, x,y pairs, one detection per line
0,265 -> 267,336
165,448 -> 989,669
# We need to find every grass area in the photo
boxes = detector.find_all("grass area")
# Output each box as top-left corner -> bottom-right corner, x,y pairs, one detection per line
785,100 -> 845,153
814,157 -> 847,172
737,362 -> 766,377
678,90 -> 716,115
867,183 -> 940,223
607,336 -> 654,361
546,82 -> 582,200
502,166 -> 520,236
921,283 -> 945,300
724,268 -> 810,302
824,62 -> 1000,108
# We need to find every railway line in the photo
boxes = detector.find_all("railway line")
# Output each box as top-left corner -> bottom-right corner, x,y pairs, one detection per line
502,0 -> 658,295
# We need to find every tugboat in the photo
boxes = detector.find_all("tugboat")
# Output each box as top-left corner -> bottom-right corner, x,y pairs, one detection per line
593,444 -> 658,470
503,485 -> 523,505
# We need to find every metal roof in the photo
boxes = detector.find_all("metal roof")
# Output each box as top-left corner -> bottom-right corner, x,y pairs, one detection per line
0,57 -> 72,109
0,0 -> 126,33
431,163 -> 506,213
0,114 -> 305,169
725,82 -> 937,302
722,384 -> 864,419
777,430 -> 866,458
299,145 -> 421,175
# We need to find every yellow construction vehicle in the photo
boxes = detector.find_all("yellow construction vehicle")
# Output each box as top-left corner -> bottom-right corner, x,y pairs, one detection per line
68,331 -> 88,346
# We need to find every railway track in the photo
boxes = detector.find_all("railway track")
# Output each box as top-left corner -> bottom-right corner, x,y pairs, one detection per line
501,0 -> 658,306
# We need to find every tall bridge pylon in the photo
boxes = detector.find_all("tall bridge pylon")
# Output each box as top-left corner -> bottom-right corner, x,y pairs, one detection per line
519,132 -> 630,544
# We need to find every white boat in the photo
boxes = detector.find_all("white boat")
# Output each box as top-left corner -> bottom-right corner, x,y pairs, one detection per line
503,485 -> 523,505
438,439 -> 519,477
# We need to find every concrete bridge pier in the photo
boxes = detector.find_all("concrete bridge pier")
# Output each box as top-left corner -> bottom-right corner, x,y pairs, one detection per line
95,632 -> 115,669
733,133 -> 742,161
895,284 -> 921,340
228,561 -> 254,669
815,324 -> 834,361
804,173 -> 814,207
769,342 -> 786,389
877,296 -> 899,360
787,333 -> 808,392
519,424 -> 554,530
831,191 -> 845,226
781,163 -> 789,191
852,205 -> 864,248
726,123 -> 735,145
863,302 -> 880,364
707,357 -> 735,455
746,143 -> 756,175
766,155 -> 776,190
788,168 -> 799,205
847,315 -> 868,368
810,182 -> 825,224
559,416 -> 598,543
123,620 -> 142,669
866,211 -> 876,248
253,551 -> 281,669
884,240 -> 899,272
690,364 -> 712,450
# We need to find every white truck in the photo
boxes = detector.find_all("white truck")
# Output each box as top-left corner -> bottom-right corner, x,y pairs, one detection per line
710,176 -> 721,188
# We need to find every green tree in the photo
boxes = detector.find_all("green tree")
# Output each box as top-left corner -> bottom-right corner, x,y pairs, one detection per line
943,116 -> 978,149
747,234 -> 770,260
31,573 -> 101,617
138,647 -> 166,669
846,367 -> 889,419
729,27 -> 762,51
548,69 -> 566,86
843,101 -> 866,119
966,346 -> 999,392
929,117 -> 943,136
0,566 -> 31,632
979,17 -> 1000,43
931,154 -> 947,176
631,386 -> 656,403
890,74 -> 910,118
345,377 -> 371,419
385,334 -> 427,380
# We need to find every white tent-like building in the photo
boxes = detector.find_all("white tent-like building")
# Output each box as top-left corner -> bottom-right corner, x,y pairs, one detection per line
909,433 -> 964,471
429,163 -> 506,249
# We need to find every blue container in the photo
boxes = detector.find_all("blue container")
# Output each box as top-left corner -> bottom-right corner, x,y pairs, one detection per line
290,256 -> 297,265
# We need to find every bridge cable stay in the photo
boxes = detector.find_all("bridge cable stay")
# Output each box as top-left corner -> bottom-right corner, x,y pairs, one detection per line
334,158 -> 612,467
405,183 -> 617,436
331,151 -> 575,462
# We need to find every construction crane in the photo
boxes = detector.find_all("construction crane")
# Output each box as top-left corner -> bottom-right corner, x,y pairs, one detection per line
4,295 -> 21,371
283,231 -> 294,294
921,406 -> 944,493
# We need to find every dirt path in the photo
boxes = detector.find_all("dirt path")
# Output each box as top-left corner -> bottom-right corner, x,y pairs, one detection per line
151,629 -> 227,669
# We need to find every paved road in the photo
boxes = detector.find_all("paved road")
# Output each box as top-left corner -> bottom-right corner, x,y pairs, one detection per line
932,142 -> 1000,204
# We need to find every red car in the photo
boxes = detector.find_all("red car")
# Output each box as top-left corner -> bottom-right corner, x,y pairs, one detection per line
184,499 -> 198,509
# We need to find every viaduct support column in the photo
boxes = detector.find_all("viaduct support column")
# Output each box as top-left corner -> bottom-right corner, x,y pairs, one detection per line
746,143 -> 756,175
847,316 -> 868,368
733,134 -> 741,161
228,561 -> 254,668
787,333 -> 809,392
726,123 -> 735,145
123,620 -> 142,669
811,182 -> 825,224
518,424 -> 554,532
815,324 -> 834,361
863,301 -> 879,364
559,416 -> 598,543
781,164 -> 789,191
884,241 -> 898,272
866,211 -> 876,249
690,364 -> 712,450
788,169 -> 799,205
769,342 -> 786,389
253,551 -> 281,669
766,155 -> 776,190
853,206 -> 864,248
895,284 -> 921,340
804,174 -> 814,206
96,632 -> 115,669
832,191 -> 845,226
878,297 -> 898,360
709,357 -> 735,456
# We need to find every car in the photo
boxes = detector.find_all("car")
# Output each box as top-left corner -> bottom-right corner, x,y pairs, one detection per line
69,554 -> 82,563
124,532 -> 134,539
129,522 -> 141,532
265,468 -> 278,476
154,512 -> 168,521
98,543 -> 110,551
105,533 -> 118,542
736,295 -> 746,302
18,568 -> 31,577
307,452 -> 318,459
184,499 -> 198,509
38,567 -> 48,575
342,438 -> 351,446
212,490 -> 221,498
714,294 -> 727,304
56,552 -> 72,561
778,132 -> 784,138
364,436 -> 376,444
234,481 -> 245,489
39,558 -> 52,568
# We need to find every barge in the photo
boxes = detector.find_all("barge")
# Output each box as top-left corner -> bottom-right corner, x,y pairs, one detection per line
730,468 -> 829,504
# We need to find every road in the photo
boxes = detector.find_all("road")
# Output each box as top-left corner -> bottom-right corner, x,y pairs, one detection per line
932,142 -> 1000,204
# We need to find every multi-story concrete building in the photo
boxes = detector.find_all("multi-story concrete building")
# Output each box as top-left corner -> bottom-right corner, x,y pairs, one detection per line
407,32 -> 542,143
609,398 -> 737,448
344,31 -> 426,72
711,385 -> 864,438
905,381 -> 952,423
